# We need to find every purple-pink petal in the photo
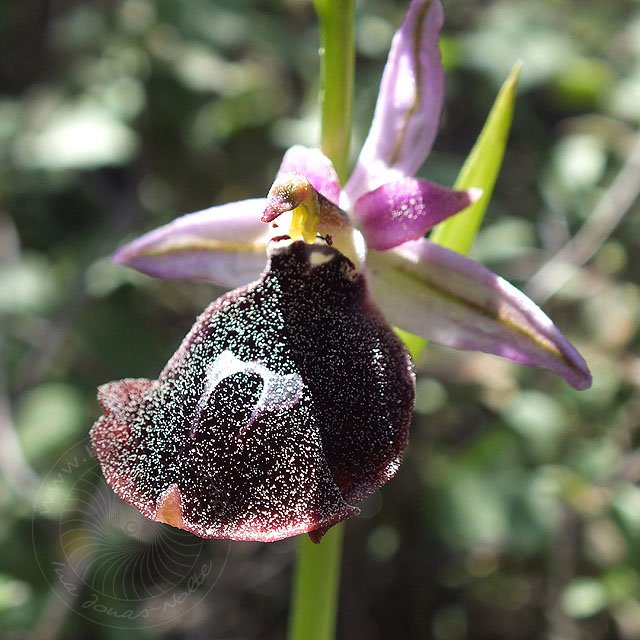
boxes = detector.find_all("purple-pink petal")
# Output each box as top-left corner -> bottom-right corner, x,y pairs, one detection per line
367,239 -> 592,390
276,145 -> 341,204
112,199 -> 268,289
343,0 -> 445,205
353,177 -> 477,250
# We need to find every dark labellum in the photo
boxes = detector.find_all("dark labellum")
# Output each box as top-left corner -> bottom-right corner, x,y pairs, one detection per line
91,241 -> 415,542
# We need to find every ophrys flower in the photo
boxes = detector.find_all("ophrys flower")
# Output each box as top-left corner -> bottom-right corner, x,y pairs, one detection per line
91,0 -> 591,544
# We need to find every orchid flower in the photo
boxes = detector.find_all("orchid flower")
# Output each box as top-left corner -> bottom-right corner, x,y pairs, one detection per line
90,0 -> 591,545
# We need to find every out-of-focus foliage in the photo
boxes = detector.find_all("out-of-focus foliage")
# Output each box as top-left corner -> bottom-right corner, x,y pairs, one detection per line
1,0 -> 640,638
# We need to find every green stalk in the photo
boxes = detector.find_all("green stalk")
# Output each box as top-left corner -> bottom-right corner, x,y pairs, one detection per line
287,524 -> 345,640
313,0 -> 355,182
287,2 -> 355,640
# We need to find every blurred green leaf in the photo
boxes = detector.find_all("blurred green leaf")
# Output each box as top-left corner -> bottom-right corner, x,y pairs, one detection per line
553,133 -> 607,191
562,577 -> 607,618
552,57 -> 614,108
0,574 -> 31,612
0,255 -> 58,315
503,391 -> 567,459
15,102 -> 137,170
612,485 -> 640,540
16,383 -> 86,462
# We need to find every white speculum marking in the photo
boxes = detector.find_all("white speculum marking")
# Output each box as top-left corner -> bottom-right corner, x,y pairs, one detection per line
191,350 -> 303,437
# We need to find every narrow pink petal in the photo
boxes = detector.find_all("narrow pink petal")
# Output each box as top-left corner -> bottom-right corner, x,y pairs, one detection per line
367,239 -> 592,390
276,145 -> 341,204
353,177 -> 477,250
343,0 -> 445,204
113,199 -> 268,289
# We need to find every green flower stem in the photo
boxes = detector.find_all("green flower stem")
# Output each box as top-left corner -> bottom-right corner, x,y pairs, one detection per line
287,3 -> 355,640
313,0 -> 355,182
287,523 -> 345,640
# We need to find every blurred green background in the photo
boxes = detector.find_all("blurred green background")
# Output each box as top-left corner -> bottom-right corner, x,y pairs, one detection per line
2,0 -> 640,638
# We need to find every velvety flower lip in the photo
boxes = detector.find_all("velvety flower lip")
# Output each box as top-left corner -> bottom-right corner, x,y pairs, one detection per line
92,0 -> 592,544
93,223 -> 415,543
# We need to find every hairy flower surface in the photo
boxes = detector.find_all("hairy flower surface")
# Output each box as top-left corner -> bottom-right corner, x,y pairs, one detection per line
91,0 -> 591,543
93,235 -> 414,542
